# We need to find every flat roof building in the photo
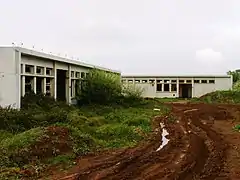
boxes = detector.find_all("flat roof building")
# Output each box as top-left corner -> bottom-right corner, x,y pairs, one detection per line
0,46 -> 120,108
122,75 -> 233,98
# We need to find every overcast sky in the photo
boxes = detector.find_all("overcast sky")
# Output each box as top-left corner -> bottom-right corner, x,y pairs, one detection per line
1,0 -> 240,75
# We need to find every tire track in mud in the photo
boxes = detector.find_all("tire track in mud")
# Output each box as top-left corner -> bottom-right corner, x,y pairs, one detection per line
54,104 -> 233,180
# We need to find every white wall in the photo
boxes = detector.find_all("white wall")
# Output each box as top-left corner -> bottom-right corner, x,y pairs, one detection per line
0,48 -> 19,108
193,78 -> 232,97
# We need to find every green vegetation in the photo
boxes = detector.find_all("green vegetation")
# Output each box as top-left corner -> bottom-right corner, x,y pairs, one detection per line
0,69 -> 168,179
191,90 -> 240,104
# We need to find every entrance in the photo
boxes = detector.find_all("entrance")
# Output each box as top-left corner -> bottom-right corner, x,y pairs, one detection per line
56,69 -> 67,101
179,84 -> 192,98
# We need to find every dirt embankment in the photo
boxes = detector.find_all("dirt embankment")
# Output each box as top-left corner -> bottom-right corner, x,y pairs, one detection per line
45,103 -> 240,180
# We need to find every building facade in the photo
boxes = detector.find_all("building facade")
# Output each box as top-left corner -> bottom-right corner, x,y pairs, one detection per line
0,47 -> 120,108
122,75 -> 233,98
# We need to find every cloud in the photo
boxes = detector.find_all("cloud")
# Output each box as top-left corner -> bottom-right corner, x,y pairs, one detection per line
195,48 -> 224,63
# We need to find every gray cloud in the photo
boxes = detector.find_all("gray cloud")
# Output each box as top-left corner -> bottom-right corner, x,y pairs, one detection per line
0,0 -> 240,75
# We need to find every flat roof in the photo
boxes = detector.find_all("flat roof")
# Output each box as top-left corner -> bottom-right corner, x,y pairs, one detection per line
7,46 -> 120,74
122,75 -> 232,78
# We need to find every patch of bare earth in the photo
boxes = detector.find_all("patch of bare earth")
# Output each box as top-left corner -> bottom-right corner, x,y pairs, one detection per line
43,104 -> 240,180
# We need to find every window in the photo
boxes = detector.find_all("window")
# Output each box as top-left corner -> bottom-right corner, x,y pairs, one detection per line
135,80 -> 140,83
142,80 -> 148,83
149,79 -> 155,83
171,84 -> 177,91
179,80 -> 184,83
86,73 -> 89,77
25,76 -> 33,93
201,80 -> 207,83
157,80 -> 162,83
128,80 -> 133,83
164,84 -> 169,92
71,71 -> 75,78
36,66 -> 44,75
171,80 -> 177,83
46,68 -> 52,76
21,64 -> 23,73
194,80 -> 200,83
76,72 -> 80,78
81,72 -> 85,78
46,78 -> 51,96
164,80 -> 170,83
186,80 -> 192,83
156,84 -> 162,91
209,80 -> 215,84
25,65 -> 34,74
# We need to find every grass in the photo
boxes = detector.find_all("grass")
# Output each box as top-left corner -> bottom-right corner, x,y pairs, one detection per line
0,99 -> 168,179
191,90 -> 240,104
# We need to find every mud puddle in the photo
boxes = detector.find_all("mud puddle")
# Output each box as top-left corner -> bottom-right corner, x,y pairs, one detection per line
156,122 -> 169,151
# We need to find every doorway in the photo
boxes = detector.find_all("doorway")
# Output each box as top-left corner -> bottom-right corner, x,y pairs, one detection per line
56,69 -> 67,101
179,84 -> 192,98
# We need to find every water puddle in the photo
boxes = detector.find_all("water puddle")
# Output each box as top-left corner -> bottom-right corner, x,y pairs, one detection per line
156,123 -> 170,152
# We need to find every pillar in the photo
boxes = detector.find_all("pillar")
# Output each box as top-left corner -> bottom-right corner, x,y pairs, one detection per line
53,62 -> 57,99
176,78 -> 179,98
21,76 -> 25,97
33,66 -> 37,93
67,65 -> 71,104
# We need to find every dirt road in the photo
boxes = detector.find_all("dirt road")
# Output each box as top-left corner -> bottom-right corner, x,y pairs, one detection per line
48,103 -> 240,180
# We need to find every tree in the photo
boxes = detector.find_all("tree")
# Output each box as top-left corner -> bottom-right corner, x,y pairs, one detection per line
227,70 -> 240,84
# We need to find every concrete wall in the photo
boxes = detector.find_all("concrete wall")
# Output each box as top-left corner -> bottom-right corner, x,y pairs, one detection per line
193,77 -> 232,97
122,76 -> 232,98
0,48 -> 20,108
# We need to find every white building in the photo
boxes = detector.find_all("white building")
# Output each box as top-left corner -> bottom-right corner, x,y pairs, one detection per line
0,46 -> 120,108
122,75 -> 233,98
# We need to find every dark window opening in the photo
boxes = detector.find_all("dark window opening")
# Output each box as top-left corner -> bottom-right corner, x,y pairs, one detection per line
186,80 -> 192,83
194,80 -> 200,83
25,65 -> 34,74
157,80 -> 162,83
36,66 -> 44,74
149,79 -> 155,83
57,70 -> 66,101
81,72 -> 85,78
142,80 -> 147,83
171,80 -> 177,83
135,80 -> 140,83
171,84 -> 177,91
179,80 -> 184,83
201,80 -> 207,83
71,71 -> 74,77
209,80 -> 215,83
128,80 -> 133,83
156,84 -> 162,91
25,76 -> 33,93
36,77 -> 43,94
164,84 -> 169,92
76,72 -> 80,78
46,68 -> 52,76
164,80 -> 170,83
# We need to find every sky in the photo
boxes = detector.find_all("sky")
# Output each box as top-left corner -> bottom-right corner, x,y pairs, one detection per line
0,0 -> 240,75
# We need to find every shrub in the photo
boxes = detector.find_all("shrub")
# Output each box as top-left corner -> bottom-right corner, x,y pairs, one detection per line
76,69 -> 143,105
77,69 -> 122,104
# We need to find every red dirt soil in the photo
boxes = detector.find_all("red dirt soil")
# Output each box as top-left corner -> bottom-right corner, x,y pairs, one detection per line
42,103 -> 240,180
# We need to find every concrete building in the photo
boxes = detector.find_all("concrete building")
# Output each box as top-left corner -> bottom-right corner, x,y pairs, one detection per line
0,46 -> 120,108
122,75 -> 233,98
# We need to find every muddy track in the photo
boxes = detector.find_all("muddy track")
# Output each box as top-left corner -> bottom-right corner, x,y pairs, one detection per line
51,103 -> 240,180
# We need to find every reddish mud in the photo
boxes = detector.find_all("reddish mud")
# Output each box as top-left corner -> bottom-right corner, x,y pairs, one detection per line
44,103 -> 240,180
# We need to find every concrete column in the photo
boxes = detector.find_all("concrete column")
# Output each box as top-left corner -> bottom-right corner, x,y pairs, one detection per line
43,78 -> 46,94
21,76 -> 25,97
33,66 -> 37,93
53,62 -> 57,99
67,65 -> 71,104
191,77 -> 194,97
161,82 -> 164,92
169,83 -> 172,93
176,78 -> 179,98
154,78 -> 157,94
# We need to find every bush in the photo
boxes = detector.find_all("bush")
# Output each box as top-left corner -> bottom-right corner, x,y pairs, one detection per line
76,69 -> 143,105
199,90 -> 240,104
